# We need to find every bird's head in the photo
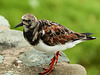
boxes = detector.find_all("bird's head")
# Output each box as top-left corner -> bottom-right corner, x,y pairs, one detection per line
14,14 -> 38,30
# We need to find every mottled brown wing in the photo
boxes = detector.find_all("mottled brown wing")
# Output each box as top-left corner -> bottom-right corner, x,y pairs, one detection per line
41,20 -> 85,46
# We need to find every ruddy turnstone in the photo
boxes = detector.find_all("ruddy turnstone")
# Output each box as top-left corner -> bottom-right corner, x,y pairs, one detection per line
14,14 -> 96,75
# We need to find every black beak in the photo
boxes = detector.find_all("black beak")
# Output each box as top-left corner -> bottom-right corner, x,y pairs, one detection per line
14,22 -> 23,28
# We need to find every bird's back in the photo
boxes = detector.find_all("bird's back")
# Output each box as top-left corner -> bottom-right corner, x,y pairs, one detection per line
38,20 -> 95,46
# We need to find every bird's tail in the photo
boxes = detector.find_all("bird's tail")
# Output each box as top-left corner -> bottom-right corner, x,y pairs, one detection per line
81,33 -> 96,40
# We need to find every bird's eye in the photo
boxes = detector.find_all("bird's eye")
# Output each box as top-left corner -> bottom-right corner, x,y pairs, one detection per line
22,19 -> 31,22
27,20 -> 31,22
23,19 -> 27,22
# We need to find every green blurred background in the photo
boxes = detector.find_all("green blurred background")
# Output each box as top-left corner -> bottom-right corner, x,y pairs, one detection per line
0,0 -> 99,75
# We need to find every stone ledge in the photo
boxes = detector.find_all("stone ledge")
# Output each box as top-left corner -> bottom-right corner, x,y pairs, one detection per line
0,26 -> 10,30
0,62 -> 86,75
39,62 -> 86,75
0,30 -> 30,50
0,47 -> 86,75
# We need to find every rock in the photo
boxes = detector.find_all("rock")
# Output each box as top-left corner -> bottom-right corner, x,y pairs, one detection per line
0,30 -> 30,50
38,62 -> 86,75
0,15 -> 30,50
0,62 -> 86,75
0,55 -> 4,64
1,71 -> 18,75
0,16 -> 10,30
19,49 -> 70,66
0,47 -> 86,75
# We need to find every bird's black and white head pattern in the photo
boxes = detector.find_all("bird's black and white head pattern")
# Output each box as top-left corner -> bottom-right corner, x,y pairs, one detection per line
22,14 -> 38,32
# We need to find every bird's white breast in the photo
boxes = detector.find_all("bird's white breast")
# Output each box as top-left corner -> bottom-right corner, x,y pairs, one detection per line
33,40 -> 83,53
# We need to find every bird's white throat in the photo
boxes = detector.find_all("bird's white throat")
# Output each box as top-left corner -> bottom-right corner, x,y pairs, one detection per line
23,25 -> 29,32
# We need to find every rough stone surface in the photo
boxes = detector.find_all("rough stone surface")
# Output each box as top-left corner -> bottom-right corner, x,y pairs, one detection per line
0,61 -> 86,75
39,62 -> 87,75
0,55 -> 4,64
1,71 -> 18,75
19,49 -> 70,66
0,47 -> 86,75
0,30 -> 30,50
0,16 -> 10,30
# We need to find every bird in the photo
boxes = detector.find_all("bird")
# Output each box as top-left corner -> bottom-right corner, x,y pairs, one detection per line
14,14 -> 96,75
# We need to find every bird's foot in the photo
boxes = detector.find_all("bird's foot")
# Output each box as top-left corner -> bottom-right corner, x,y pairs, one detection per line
50,51 -> 61,65
39,51 -> 61,75
39,68 -> 53,75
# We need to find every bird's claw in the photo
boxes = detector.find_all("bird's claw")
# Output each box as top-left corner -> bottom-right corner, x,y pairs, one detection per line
39,51 -> 61,75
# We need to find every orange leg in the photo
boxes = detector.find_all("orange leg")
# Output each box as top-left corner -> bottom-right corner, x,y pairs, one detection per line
39,51 -> 61,75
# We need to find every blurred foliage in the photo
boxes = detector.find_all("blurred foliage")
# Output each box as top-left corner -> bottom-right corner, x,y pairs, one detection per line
0,0 -> 100,75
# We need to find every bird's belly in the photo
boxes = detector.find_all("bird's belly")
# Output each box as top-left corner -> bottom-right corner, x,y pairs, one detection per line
33,40 -> 82,53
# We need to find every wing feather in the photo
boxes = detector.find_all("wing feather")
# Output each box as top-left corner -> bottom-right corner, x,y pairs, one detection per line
40,20 -> 85,46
